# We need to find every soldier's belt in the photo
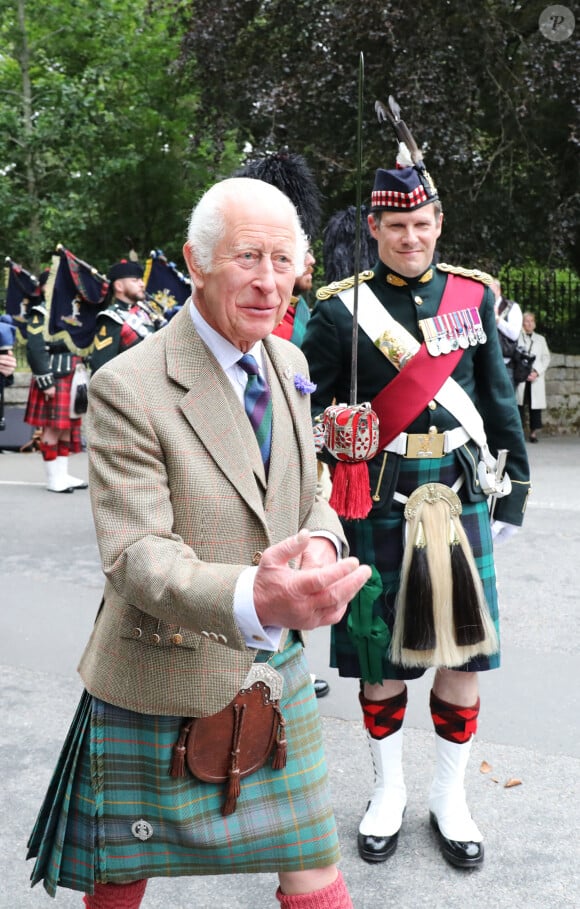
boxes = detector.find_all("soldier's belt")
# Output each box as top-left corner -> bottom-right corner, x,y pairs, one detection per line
385,426 -> 470,459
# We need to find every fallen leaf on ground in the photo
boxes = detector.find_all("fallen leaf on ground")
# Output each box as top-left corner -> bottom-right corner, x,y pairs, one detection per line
504,778 -> 522,788
480,760 -> 492,774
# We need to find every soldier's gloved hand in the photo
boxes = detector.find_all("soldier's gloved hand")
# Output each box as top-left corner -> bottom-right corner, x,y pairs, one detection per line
491,520 -> 519,545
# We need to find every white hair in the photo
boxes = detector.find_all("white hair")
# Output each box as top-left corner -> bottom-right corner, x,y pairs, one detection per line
186,177 -> 307,275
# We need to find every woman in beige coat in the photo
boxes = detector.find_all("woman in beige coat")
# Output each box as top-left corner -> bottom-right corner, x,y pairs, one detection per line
517,312 -> 551,442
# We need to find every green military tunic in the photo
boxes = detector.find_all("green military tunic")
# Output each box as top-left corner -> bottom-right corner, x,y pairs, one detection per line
302,260 -> 531,681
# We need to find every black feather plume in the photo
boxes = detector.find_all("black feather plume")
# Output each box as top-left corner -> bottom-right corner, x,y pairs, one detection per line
322,205 -> 378,284
235,151 -> 322,240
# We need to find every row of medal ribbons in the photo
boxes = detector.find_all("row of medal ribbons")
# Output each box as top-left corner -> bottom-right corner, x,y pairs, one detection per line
418,307 -> 487,356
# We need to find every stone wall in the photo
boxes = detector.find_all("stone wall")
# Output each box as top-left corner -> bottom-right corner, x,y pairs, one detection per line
4,372 -> 30,406
543,353 -> 580,435
5,360 -> 580,435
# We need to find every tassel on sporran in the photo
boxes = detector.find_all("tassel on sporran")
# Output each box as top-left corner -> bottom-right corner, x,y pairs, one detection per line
391,483 -> 498,668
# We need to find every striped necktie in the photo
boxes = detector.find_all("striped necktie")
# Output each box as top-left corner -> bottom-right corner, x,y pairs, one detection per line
238,354 -> 272,470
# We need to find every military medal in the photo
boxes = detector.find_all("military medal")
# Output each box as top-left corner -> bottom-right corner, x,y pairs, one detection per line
419,317 -> 441,356
464,309 -> 478,346
452,311 -> 469,349
470,307 -> 487,343
435,316 -> 452,354
443,313 -> 459,350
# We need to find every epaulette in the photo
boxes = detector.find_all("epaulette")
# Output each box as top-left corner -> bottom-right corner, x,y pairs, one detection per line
316,270 -> 375,301
97,303 -> 127,326
436,263 -> 494,286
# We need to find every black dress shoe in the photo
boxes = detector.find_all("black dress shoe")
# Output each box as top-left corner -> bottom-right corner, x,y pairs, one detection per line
430,812 -> 484,868
313,678 -> 330,698
357,830 -> 400,863
529,433 -> 538,443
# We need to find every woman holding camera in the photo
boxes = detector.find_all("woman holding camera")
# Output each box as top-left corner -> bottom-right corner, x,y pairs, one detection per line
516,311 -> 551,443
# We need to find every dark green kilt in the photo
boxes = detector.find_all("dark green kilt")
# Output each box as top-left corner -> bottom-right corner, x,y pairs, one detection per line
331,452 -> 500,681
27,636 -> 340,896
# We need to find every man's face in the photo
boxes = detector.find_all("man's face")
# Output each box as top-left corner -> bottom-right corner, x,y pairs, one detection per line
294,247 -> 315,295
368,205 -> 443,279
114,276 -> 145,304
184,196 -> 298,351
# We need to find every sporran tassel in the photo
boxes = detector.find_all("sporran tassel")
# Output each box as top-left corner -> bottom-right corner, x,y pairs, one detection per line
222,703 -> 246,816
391,483 -> 499,669
169,719 -> 192,778
271,705 -> 287,770
401,520 -> 436,651
450,519 -> 486,645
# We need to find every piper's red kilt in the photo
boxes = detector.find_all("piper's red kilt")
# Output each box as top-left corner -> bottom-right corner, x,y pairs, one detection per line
24,365 -> 83,452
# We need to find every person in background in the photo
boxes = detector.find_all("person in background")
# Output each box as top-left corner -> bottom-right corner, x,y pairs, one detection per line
27,177 -> 371,909
517,311 -> 551,442
303,113 -> 530,871
23,275 -> 88,493
492,278 -> 523,387
90,260 -> 163,373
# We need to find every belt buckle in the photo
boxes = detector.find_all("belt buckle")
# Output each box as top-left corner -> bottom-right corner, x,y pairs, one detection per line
406,432 -> 445,458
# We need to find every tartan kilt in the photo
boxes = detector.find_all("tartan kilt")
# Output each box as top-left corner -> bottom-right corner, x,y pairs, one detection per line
27,636 -> 340,896
331,452 -> 500,681
24,363 -> 82,452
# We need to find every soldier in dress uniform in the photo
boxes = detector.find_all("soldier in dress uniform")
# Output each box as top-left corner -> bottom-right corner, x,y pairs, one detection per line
302,107 -> 530,870
90,260 -> 163,372
24,271 -> 88,493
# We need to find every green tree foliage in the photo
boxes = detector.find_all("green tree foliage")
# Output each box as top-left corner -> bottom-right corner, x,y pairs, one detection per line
180,0 -> 579,271
0,0 -> 241,273
0,0 -> 578,278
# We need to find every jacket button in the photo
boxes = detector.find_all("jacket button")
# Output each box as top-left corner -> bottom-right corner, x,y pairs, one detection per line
252,551 -> 263,565
428,400 -> 437,410
172,633 -> 183,645
133,627 -> 142,639
218,634 -> 228,644
414,295 -> 424,305
151,633 -> 161,644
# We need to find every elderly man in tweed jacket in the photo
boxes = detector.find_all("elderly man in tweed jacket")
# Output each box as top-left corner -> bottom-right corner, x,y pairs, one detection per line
27,178 -> 370,909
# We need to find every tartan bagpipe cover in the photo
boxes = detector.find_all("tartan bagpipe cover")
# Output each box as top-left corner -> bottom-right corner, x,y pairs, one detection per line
44,246 -> 108,355
144,249 -> 191,316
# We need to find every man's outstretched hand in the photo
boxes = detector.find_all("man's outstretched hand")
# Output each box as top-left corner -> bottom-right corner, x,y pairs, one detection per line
253,529 -> 371,631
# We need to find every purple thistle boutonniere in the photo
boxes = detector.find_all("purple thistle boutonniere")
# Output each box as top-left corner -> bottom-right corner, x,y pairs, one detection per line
294,373 -> 317,395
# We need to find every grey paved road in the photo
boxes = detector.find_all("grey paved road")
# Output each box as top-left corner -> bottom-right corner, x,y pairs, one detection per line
1,438 -> 579,908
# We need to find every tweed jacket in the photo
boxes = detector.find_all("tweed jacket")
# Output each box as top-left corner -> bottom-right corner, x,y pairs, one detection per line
78,304 -> 346,718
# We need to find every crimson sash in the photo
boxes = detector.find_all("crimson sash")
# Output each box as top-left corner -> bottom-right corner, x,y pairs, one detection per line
372,274 -> 485,448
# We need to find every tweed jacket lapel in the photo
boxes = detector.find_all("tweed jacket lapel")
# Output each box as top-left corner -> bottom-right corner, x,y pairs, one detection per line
165,306 -> 269,522
164,306 -> 310,526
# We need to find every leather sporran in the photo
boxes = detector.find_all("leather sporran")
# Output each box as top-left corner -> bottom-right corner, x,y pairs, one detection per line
69,362 -> 89,417
169,663 -> 287,816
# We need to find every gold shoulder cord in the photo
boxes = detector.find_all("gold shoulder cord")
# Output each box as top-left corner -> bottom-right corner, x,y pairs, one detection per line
436,263 -> 494,287
316,270 -> 375,301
